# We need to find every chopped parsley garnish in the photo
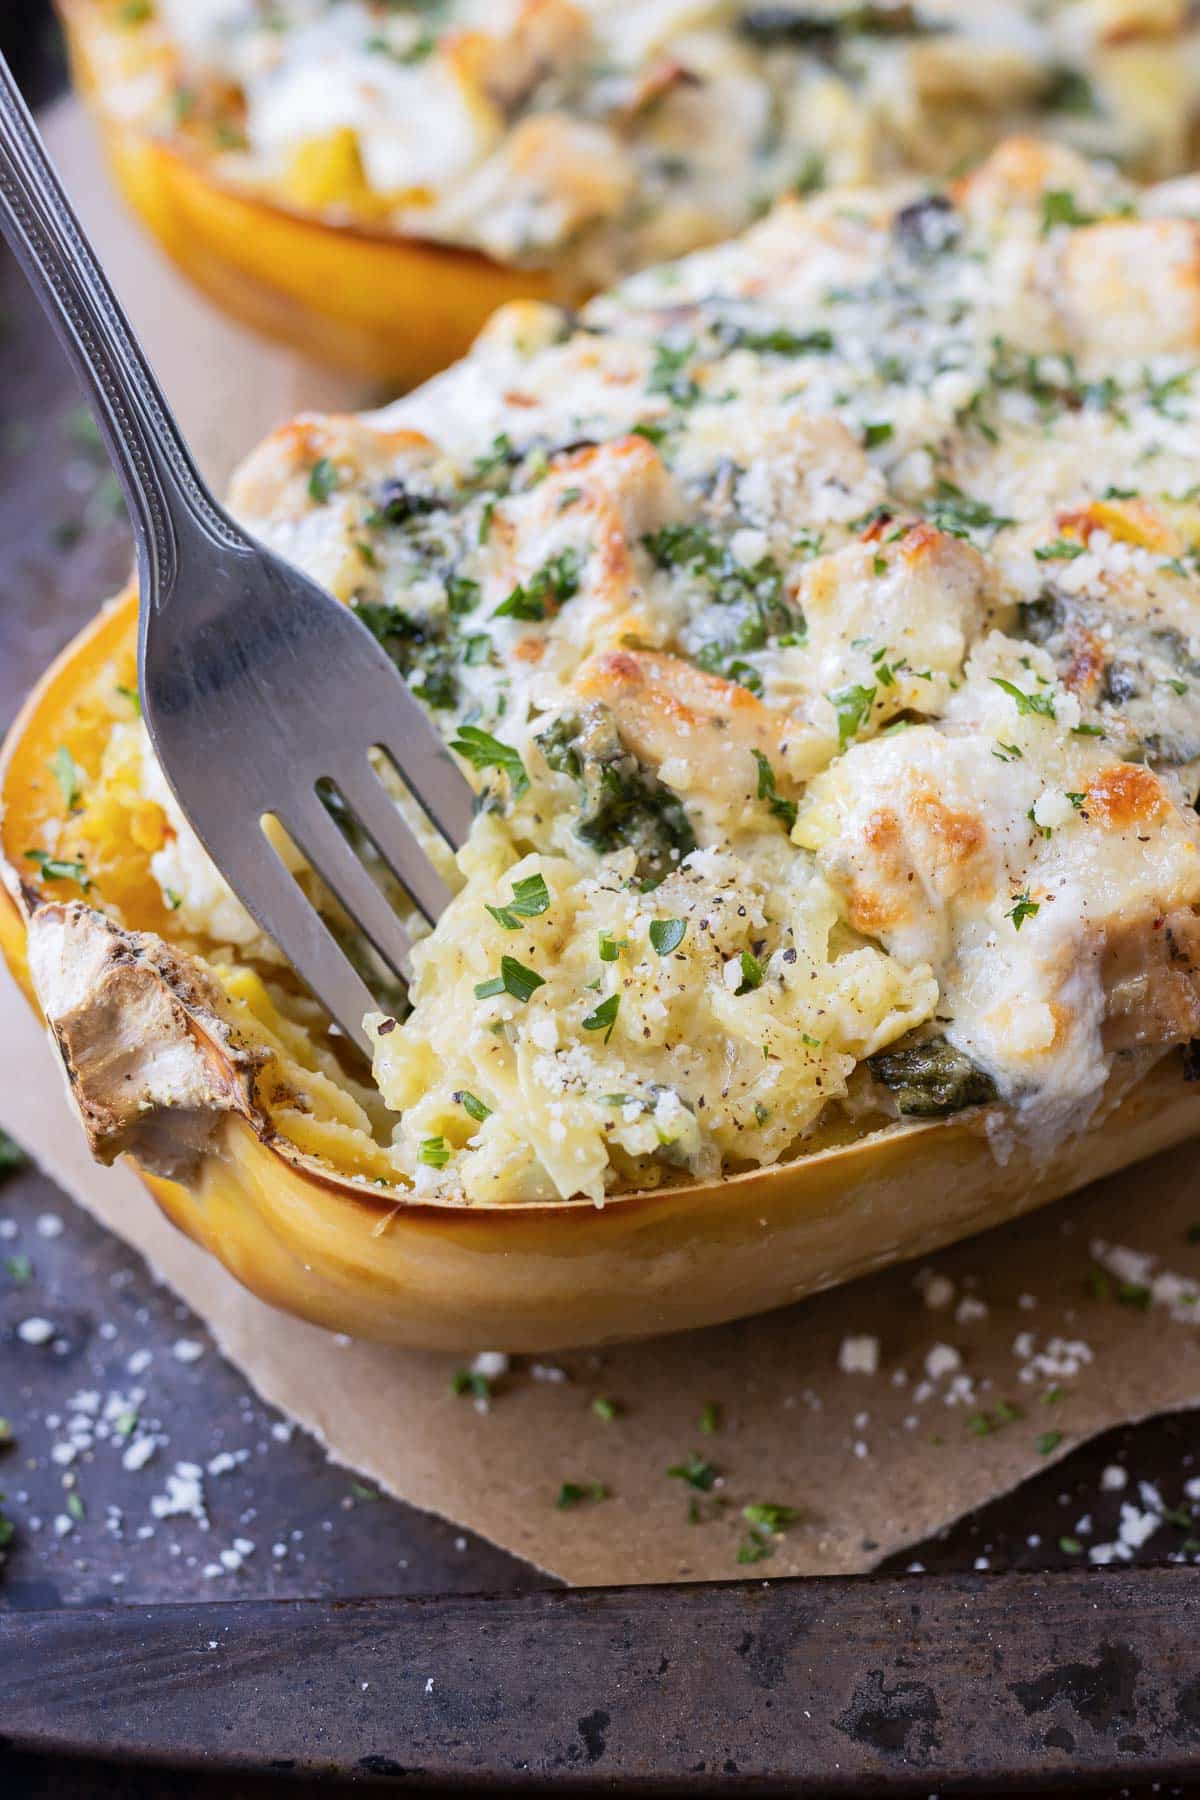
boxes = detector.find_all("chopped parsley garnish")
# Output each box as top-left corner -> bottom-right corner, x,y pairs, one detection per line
470,432 -> 517,488
307,457 -> 339,504
556,1481 -> 608,1508
736,1501 -> 801,1564
475,957 -> 546,1004
592,1397 -> 620,1422
716,323 -> 833,358
725,659 -> 763,696
1034,539 -> 1086,561
1006,891 -> 1040,931
4,1253 -> 32,1283
828,681 -> 876,748
581,993 -> 620,1044
793,149 -> 825,194
485,872 -> 550,930
927,481 -> 1013,542
1071,722 -> 1104,738
418,1136 -> 451,1170
115,683 -> 141,715
752,749 -> 797,832
649,917 -> 687,956
743,1502 -> 801,1533
699,1401 -> 720,1435
1039,189 -> 1096,234
642,521 -> 724,573
643,521 -> 793,682
667,1453 -> 718,1492
455,1090 -> 491,1123
24,849 -> 89,889
50,746 -> 82,810
862,421 -> 894,448
648,338 -> 701,407
992,741 -> 1023,763
448,724 -> 529,797
446,575 -> 481,617
1144,365 -> 1196,419
451,1369 -> 491,1401
492,547 -> 581,622
0,1130 -> 26,1177
967,1401 -> 1022,1436
1035,1430 -> 1064,1456
735,951 -> 764,994
991,676 -> 1056,720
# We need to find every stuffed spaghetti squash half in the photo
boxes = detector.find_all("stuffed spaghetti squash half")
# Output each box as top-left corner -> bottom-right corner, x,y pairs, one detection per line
6,137 -> 1200,1349
59,0 -> 1200,380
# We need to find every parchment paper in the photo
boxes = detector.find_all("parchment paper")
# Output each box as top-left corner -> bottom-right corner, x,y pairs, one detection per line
3,103 -> 1200,1587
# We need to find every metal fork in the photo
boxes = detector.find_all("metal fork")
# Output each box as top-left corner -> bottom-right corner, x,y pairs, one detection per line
0,55 -> 474,1058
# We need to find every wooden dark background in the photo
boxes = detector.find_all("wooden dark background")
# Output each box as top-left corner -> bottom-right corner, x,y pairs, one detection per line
2,5 -> 1200,1794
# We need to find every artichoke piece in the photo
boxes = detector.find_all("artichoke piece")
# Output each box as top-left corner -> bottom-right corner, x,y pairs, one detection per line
537,704 -> 696,884
868,1035 -> 998,1118
354,601 -> 459,711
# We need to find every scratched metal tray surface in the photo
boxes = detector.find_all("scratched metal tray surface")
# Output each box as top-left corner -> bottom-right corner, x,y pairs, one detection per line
4,12 -> 1200,1796
3,1570 -> 1200,1794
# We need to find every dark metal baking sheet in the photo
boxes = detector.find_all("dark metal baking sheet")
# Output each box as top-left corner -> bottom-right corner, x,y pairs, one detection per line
4,1570 -> 1200,1793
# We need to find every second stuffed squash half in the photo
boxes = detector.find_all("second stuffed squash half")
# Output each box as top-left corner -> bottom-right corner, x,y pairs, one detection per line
58,0 -> 1200,379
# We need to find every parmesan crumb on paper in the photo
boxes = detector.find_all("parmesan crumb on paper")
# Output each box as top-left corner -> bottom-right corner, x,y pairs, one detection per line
121,1436 -> 157,1473
16,1318 -> 55,1346
921,1274 -> 956,1311
838,1335 -> 880,1375
924,1344 -> 962,1382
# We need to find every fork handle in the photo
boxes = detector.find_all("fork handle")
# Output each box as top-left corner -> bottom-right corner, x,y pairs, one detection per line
0,53 -> 244,603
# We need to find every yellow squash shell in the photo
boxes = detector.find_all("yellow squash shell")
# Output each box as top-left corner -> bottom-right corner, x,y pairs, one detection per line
4,593 -> 1198,1351
58,0 -> 567,384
